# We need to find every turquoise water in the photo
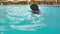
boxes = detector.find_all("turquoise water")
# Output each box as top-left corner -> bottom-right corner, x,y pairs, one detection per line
0,5 -> 60,34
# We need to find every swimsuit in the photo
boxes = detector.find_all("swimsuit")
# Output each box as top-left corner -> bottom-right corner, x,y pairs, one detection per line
32,10 -> 40,14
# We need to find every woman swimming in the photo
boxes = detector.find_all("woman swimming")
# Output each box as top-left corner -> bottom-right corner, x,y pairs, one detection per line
30,3 -> 41,24
30,3 -> 40,14
30,3 -> 46,24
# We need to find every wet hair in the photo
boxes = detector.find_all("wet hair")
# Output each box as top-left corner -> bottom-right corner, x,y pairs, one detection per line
30,4 -> 39,11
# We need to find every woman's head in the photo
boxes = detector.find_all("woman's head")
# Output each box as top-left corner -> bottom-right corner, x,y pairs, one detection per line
30,4 -> 39,11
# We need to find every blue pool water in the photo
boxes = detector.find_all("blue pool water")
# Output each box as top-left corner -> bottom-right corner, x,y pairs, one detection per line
0,5 -> 60,34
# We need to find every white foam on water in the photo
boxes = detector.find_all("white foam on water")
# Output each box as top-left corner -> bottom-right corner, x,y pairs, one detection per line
10,22 -> 46,31
0,8 -> 46,31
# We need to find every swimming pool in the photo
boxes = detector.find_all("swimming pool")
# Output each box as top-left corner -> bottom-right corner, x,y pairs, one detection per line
0,5 -> 60,34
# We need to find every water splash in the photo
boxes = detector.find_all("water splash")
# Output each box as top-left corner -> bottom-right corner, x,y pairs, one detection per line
0,8 -> 46,32
7,10 -> 46,31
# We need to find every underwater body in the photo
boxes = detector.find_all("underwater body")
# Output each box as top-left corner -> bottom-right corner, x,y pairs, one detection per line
0,5 -> 60,34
